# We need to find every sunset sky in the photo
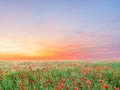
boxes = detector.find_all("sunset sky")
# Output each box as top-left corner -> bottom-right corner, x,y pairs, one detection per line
0,0 -> 120,60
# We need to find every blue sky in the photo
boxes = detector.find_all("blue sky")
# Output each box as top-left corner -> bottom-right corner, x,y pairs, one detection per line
0,0 -> 120,60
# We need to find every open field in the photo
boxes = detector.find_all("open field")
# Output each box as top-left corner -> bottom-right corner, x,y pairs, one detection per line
0,61 -> 120,90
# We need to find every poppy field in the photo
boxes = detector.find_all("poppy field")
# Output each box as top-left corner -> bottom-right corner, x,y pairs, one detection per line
0,61 -> 120,90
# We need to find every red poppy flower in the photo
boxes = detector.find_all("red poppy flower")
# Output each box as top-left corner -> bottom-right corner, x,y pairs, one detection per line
75,87 -> 79,90
86,80 -> 92,85
20,83 -> 24,87
87,86 -> 91,89
114,87 -> 119,90
103,84 -> 109,89
30,80 -> 33,84
60,83 -> 64,88
99,79 -> 104,83
66,86 -> 70,90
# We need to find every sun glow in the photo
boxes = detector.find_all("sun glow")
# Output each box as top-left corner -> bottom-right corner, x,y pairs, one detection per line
0,42 -> 24,54
0,42 -> 47,58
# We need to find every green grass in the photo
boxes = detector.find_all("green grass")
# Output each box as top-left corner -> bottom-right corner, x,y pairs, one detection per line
0,61 -> 120,90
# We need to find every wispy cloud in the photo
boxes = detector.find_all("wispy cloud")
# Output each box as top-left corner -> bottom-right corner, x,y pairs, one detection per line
0,0 -> 120,60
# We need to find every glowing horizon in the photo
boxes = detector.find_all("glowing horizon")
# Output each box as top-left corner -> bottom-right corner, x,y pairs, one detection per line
0,0 -> 120,60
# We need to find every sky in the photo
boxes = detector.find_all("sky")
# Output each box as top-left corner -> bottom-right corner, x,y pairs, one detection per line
0,0 -> 120,60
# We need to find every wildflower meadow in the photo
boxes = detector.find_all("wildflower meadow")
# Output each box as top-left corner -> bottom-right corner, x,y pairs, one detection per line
0,61 -> 120,90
